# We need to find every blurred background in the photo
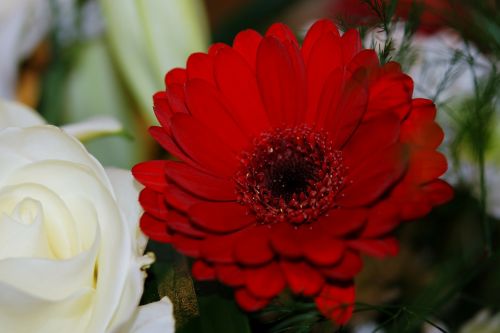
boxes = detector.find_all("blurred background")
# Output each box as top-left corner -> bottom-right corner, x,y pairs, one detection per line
2,0 -> 499,332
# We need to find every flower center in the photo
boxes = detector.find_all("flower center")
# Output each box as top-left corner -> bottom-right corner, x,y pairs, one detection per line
235,126 -> 346,225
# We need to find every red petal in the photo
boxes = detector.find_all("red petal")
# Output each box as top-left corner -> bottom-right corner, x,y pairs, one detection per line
410,98 -> 437,120
302,232 -> 345,266
140,213 -> 171,243
233,29 -> 263,71
139,188 -> 168,220
305,32 -> 343,125
170,114 -> 239,177
257,36 -> 305,126
192,260 -> 216,280
165,161 -> 236,201
342,114 -> 401,166
423,179 -> 454,206
245,262 -> 286,298
216,264 -> 245,287
406,150 -> 448,184
200,234 -> 239,263
320,250 -> 363,280
361,201 -> 401,237
315,282 -> 355,325
403,120 -> 444,150
165,68 -> 187,86
315,68 -> 346,127
171,233 -> 202,257
266,23 -> 299,46
349,238 -> 399,257
347,49 -> 379,74
187,52 -> 215,84
167,211 -> 206,239
163,186 -> 200,212
283,39 -> 308,124
399,199 -> 432,221
367,71 -> 413,120
341,29 -> 363,63
214,47 -> 270,136
394,178 -> 453,220
264,25 -> 308,124
132,160 -> 167,192
153,91 -> 173,129
302,19 -> 340,64
189,202 -> 254,233
378,61 -> 402,74
185,79 -> 249,152
338,144 -> 407,207
327,68 -> 370,148
162,86 -> 188,115
270,223 -> 303,258
149,126 -> 192,163
280,261 -> 324,296
208,42 -> 229,56
234,227 -> 274,265
235,288 -> 270,312
401,99 -> 443,149
317,208 -> 367,237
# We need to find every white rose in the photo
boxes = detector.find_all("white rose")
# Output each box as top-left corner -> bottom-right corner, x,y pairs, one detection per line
0,100 -> 174,333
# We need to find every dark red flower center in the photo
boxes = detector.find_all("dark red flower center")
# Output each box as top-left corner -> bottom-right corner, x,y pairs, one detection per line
235,126 -> 346,225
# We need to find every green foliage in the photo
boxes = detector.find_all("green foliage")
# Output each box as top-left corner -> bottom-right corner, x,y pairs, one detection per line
361,0 -> 398,64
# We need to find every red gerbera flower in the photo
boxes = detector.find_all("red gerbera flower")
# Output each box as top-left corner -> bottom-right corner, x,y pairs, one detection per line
133,19 -> 453,325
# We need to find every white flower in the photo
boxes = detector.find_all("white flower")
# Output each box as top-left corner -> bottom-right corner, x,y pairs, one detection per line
0,99 -> 174,333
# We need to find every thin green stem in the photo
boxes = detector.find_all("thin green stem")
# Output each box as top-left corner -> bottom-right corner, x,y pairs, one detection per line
477,144 -> 491,256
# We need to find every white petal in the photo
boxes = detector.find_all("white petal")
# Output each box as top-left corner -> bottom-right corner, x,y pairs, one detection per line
0,126 -> 111,189
2,158 -> 131,332
0,183 -> 82,259
0,126 -> 133,332
105,168 -> 147,254
0,198 -> 55,260
0,228 -> 98,301
0,99 -> 45,129
128,297 -> 175,333
104,168 -> 152,332
0,282 -> 94,333
0,122 -> 152,332
107,257 -> 148,333
62,116 -> 123,142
